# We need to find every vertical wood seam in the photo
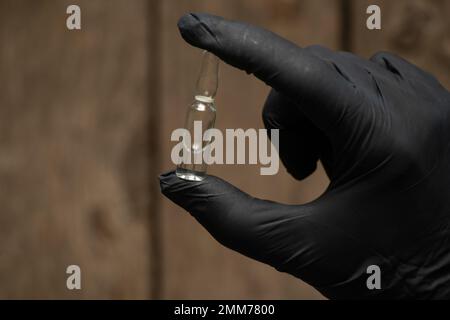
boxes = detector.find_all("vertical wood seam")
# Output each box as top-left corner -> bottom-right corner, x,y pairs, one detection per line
147,0 -> 162,299
340,0 -> 353,51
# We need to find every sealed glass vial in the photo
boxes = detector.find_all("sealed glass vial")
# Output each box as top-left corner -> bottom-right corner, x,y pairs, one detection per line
176,51 -> 219,181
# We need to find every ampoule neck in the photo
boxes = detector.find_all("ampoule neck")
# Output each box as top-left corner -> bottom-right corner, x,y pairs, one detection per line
194,95 -> 215,103
195,51 -> 219,101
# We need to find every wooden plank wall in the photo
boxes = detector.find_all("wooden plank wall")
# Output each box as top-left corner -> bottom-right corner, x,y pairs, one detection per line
0,0 -> 448,299
0,0 -> 154,298
351,0 -> 450,87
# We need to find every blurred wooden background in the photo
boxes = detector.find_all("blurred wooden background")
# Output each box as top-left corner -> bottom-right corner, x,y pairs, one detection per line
0,0 -> 448,299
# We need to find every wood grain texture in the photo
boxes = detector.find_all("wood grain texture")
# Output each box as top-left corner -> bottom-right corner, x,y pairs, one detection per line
351,0 -> 449,87
159,0 -> 339,299
0,0 -> 153,298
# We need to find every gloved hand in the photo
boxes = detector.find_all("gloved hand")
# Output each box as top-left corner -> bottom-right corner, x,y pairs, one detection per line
160,13 -> 450,299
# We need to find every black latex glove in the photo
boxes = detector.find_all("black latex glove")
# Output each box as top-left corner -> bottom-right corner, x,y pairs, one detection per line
160,13 -> 450,299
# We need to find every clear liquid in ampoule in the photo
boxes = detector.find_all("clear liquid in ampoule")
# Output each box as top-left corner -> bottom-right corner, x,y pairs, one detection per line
176,51 -> 219,181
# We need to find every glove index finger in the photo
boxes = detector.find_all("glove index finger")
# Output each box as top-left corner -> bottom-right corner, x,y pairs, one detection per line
178,13 -> 360,130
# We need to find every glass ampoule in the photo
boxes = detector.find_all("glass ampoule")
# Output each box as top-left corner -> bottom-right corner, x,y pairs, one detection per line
176,51 -> 219,181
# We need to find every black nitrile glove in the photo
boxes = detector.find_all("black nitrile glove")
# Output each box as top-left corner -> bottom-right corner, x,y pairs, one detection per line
160,13 -> 450,299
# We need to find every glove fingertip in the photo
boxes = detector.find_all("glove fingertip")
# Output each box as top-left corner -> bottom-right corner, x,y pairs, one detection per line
158,170 -> 176,192
159,170 -> 210,196
177,13 -> 220,51
177,13 -> 197,42
159,170 -> 193,194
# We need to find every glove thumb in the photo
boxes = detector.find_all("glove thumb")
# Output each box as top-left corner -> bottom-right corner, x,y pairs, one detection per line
159,171 -> 306,266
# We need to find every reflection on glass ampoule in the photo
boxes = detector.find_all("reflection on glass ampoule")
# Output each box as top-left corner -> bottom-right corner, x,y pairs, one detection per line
176,51 -> 219,181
